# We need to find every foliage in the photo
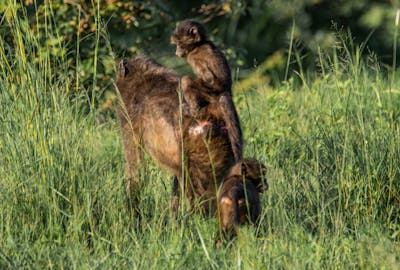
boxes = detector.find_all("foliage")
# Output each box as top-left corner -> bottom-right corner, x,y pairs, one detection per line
1,1 -> 399,109
0,0 -> 177,109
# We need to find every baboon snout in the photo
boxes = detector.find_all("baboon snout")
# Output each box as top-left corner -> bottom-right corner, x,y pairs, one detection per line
175,46 -> 187,57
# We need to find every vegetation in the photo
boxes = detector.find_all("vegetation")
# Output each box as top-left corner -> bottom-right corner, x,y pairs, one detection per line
2,0 -> 399,105
1,1 -> 400,269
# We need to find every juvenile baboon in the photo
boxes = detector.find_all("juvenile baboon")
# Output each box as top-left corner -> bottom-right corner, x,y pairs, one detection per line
171,20 -> 243,162
218,158 -> 268,238
116,56 -> 235,215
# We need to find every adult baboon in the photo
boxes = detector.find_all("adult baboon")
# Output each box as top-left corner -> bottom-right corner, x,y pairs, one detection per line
116,56 -> 235,214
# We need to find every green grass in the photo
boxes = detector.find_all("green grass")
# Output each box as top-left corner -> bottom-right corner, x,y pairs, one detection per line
1,4 -> 400,269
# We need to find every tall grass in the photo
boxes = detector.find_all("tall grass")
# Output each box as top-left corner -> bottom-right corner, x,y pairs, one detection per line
1,3 -> 400,269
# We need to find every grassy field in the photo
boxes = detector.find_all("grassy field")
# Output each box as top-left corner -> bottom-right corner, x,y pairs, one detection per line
1,5 -> 400,270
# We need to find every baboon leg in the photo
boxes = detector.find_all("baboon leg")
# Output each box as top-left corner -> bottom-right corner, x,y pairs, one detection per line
171,176 -> 180,218
181,76 -> 200,115
250,197 -> 261,224
121,125 -> 144,213
171,174 -> 198,217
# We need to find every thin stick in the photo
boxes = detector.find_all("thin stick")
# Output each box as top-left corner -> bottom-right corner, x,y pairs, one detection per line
285,18 -> 295,82
391,9 -> 399,88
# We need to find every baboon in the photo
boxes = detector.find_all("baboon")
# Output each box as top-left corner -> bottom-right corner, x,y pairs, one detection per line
116,56 -> 235,215
218,158 -> 268,238
171,20 -> 243,162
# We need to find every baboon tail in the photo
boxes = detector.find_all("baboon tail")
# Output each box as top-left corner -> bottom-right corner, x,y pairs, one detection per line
219,94 -> 243,162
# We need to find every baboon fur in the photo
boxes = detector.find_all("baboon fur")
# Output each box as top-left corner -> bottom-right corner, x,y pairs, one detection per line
171,20 -> 243,162
116,56 -> 235,214
218,158 -> 268,238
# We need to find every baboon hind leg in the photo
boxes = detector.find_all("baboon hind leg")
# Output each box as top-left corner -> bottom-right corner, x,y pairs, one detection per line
121,125 -> 144,214
171,176 -> 180,218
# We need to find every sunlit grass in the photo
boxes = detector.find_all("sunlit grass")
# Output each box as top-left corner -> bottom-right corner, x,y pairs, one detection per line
1,3 -> 400,269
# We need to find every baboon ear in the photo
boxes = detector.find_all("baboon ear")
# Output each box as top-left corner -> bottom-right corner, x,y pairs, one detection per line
189,26 -> 198,35
190,26 -> 201,42
118,59 -> 129,78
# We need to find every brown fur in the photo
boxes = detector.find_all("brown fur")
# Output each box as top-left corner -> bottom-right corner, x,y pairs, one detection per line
218,158 -> 268,238
116,56 -> 235,214
171,20 -> 243,162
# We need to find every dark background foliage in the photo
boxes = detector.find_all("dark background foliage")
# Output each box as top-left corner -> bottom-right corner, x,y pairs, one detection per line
2,0 -> 399,107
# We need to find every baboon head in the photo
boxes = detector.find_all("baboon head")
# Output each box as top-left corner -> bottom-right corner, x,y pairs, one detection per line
229,158 -> 268,193
171,20 -> 207,57
117,57 -> 146,80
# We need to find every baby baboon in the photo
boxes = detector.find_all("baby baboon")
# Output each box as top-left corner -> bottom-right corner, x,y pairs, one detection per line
171,20 -> 243,162
218,158 -> 268,238
116,56 -> 235,215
